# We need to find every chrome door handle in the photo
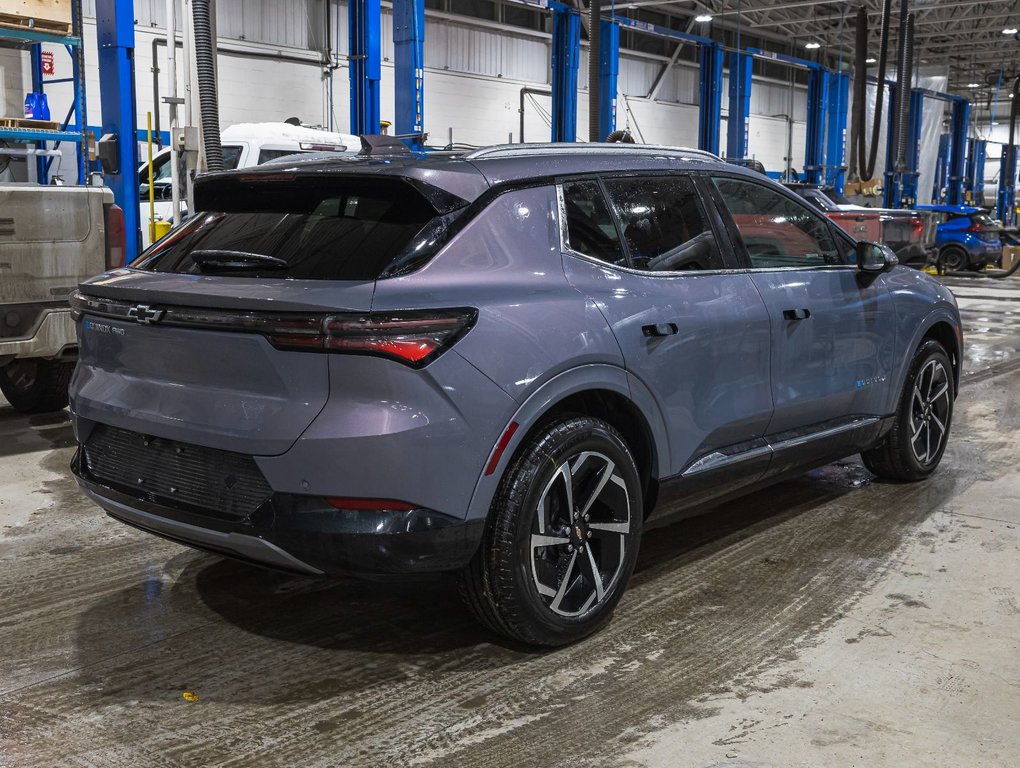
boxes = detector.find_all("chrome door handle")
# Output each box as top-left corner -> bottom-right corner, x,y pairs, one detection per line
642,322 -> 679,337
782,308 -> 811,320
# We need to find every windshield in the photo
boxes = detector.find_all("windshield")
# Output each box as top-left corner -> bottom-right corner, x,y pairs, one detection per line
134,178 -> 449,280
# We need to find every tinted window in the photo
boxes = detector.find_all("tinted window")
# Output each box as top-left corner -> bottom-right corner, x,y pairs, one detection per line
802,189 -> 837,212
712,176 -> 843,268
258,148 -> 305,164
604,176 -> 724,271
222,145 -> 242,170
562,181 -> 626,265
135,178 -> 445,280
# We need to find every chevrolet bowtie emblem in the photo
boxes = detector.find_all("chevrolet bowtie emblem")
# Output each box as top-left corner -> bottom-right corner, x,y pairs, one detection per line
127,304 -> 165,324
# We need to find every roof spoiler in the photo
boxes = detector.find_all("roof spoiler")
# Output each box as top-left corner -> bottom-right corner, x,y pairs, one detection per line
359,135 -> 411,156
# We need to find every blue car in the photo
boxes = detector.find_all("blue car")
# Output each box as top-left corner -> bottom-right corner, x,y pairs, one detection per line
69,143 -> 962,645
918,204 -> 1002,272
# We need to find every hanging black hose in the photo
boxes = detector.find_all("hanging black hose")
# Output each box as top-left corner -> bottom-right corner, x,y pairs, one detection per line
857,0 -> 893,181
892,5 -> 913,172
589,0 -> 602,142
847,7 -> 865,182
193,0 -> 224,171
985,76 -> 1020,278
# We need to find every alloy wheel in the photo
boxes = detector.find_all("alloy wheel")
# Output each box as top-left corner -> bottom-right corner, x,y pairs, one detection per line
909,358 -> 951,466
529,451 -> 632,618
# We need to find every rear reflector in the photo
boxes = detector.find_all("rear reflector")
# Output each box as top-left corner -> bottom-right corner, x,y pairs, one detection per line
104,203 -> 126,269
325,497 -> 416,511
484,421 -> 520,476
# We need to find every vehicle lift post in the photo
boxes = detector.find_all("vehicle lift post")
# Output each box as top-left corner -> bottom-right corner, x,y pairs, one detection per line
824,71 -> 849,193
549,2 -> 580,143
596,18 -> 620,141
946,98 -> 969,206
698,43 -> 723,155
964,138 -> 987,205
997,145 -> 1018,227
349,0 -> 382,135
933,134 -> 951,203
95,0 -> 141,263
726,51 -> 752,160
393,0 -> 425,150
803,68 -> 828,185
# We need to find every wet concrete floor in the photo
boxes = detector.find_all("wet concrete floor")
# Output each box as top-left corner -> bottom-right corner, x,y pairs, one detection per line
1,273 -> 1018,767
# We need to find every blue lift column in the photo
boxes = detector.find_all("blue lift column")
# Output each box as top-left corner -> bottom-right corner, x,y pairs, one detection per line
946,98 -> 969,206
596,19 -> 619,141
997,144 -> 1018,226
698,43 -> 723,155
824,71 -> 849,192
932,134 -> 951,203
349,0 -> 381,135
393,0 -> 424,150
899,89 -> 924,207
964,138 -> 987,205
803,69 -> 828,185
95,0 -> 140,262
726,52 -> 752,160
549,3 -> 580,142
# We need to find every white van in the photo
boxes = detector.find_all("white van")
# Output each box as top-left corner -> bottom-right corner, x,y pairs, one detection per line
139,122 -> 360,246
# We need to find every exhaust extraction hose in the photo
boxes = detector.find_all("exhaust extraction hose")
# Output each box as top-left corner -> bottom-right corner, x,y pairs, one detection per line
857,0 -> 893,181
589,0 -> 602,142
192,0 -> 223,171
848,7 -> 867,182
893,8 -> 914,171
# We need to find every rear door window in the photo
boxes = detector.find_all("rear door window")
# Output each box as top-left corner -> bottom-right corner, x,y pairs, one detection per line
562,180 -> 626,266
134,178 -> 451,280
602,175 -> 725,271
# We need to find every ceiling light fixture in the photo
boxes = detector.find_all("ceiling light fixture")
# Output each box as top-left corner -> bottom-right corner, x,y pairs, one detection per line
805,42 -> 821,49
695,14 -> 712,22
865,57 -> 877,63
1003,27 -> 1019,34
967,82 -> 981,88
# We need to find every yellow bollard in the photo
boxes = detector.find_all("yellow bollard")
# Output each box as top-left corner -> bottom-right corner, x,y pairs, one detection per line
146,112 -> 155,245
153,220 -> 172,241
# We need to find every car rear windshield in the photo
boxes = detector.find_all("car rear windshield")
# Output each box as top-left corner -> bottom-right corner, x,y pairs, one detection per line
134,177 -> 451,280
970,213 -> 995,229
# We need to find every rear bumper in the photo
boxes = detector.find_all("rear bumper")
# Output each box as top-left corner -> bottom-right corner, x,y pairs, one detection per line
72,449 -> 485,578
0,306 -> 77,360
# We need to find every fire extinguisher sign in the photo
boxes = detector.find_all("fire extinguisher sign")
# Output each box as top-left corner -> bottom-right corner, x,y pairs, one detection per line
41,52 -> 54,76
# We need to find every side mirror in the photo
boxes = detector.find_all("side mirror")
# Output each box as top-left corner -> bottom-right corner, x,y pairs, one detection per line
856,241 -> 897,273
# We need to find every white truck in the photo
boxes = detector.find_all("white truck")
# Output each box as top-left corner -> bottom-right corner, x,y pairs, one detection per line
140,122 -> 360,246
0,184 -> 123,412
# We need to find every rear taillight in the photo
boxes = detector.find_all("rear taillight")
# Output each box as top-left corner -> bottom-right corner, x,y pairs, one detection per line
104,203 -> 126,269
66,294 -> 476,368
267,309 -> 477,367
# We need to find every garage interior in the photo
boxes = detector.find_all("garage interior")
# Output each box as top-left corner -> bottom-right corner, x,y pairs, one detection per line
2,0 -> 1020,766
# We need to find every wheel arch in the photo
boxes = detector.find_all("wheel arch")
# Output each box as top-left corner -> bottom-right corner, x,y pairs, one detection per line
464,365 -> 670,524
893,310 -> 962,404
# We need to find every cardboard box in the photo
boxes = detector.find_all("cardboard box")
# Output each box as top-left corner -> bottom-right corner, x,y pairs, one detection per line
1002,246 -> 1020,272
0,0 -> 72,32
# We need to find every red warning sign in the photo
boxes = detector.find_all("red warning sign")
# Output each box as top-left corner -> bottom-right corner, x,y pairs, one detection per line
41,52 -> 54,76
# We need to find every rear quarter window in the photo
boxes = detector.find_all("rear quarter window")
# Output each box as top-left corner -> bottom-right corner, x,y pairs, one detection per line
134,177 -> 453,281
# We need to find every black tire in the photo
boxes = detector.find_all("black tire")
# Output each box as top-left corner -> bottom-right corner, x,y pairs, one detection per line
460,415 -> 643,646
939,246 -> 968,273
0,359 -> 74,413
862,340 -> 954,482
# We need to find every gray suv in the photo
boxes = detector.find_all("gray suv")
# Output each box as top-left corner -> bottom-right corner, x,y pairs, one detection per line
69,143 -> 962,646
